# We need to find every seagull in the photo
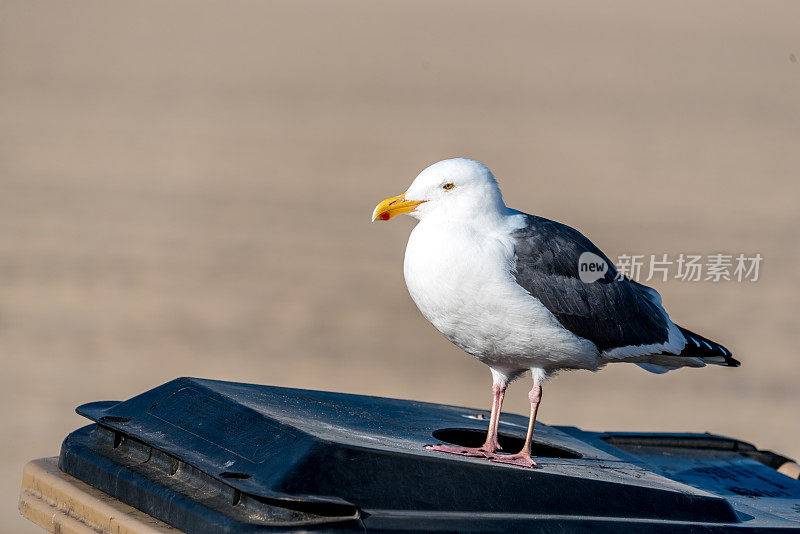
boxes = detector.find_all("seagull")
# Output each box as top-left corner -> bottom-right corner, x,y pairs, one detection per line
372,158 -> 739,468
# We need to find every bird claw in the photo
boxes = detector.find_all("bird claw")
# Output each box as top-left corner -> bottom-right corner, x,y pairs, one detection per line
489,453 -> 539,468
425,444 -> 538,468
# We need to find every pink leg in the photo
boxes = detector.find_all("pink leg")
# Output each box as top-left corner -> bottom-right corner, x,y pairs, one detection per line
426,380 -> 507,458
480,382 -> 506,455
491,378 -> 543,468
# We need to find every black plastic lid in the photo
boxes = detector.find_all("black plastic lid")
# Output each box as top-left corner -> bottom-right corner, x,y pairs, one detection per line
59,377 -> 800,532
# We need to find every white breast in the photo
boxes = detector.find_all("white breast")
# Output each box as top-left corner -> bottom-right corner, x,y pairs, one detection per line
403,218 -> 599,373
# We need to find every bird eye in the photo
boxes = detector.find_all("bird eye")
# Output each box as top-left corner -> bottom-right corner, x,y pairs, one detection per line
443,183 -> 455,190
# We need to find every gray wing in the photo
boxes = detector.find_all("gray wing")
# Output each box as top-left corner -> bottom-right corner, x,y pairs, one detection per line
510,215 -> 670,352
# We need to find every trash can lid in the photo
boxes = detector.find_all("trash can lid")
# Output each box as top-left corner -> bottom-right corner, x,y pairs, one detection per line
59,377 -> 800,533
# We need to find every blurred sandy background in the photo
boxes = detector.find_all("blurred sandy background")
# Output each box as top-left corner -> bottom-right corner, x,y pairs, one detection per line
2,1 -> 799,531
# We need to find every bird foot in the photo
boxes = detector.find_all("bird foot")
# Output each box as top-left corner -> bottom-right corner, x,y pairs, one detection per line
425,443 -> 492,458
489,452 -> 538,468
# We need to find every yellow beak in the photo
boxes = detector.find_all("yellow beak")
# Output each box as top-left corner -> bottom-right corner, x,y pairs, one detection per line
371,194 -> 426,222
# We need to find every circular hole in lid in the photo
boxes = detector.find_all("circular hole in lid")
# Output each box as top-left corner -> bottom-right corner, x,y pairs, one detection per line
432,428 -> 582,459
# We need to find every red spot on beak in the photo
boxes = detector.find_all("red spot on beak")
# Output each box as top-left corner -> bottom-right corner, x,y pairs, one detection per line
378,212 -> 391,221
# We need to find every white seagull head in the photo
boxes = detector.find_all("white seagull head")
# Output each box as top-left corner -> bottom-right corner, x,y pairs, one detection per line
372,158 -> 507,223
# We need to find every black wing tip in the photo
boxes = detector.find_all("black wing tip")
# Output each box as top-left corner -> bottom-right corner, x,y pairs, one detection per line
725,356 -> 742,367
677,325 -> 740,368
